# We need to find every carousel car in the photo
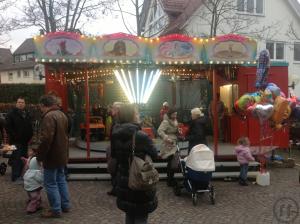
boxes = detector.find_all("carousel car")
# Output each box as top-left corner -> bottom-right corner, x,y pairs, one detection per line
80,116 -> 105,141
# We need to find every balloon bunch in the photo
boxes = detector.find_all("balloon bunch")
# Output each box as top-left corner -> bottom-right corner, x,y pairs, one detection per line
235,50 -> 299,129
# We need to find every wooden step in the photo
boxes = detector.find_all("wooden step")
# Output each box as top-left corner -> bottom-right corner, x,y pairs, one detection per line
66,161 -> 260,180
67,171 -> 259,181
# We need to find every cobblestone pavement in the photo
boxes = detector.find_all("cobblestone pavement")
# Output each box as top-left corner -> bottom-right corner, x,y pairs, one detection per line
0,159 -> 300,224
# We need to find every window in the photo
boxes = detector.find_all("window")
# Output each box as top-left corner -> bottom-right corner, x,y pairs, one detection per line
20,55 -> 26,62
247,0 -> 254,13
23,70 -> 30,78
14,55 -> 20,63
294,43 -> 300,61
266,42 -> 285,60
17,70 -> 21,78
8,72 -> 13,81
27,53 -> 34,61
237,0 -> 264,15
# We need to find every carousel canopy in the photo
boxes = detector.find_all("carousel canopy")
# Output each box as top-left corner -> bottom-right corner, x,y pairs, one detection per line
33,32 -> 257,65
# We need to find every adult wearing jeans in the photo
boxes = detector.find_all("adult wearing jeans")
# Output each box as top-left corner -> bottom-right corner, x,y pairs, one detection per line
5,97 -> 33,182
36,95 -> 70,218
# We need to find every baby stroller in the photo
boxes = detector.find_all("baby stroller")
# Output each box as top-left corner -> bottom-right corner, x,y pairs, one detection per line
173,144 -> 215,206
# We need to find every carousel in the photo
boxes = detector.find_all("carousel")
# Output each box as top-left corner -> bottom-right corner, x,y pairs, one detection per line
33,32 -> 292,179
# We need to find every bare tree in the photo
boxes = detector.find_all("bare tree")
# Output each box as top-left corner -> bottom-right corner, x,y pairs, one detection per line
11,0 -> 115,33
287,21 -> 300,40
110,0 -> 168,37
0,0 -> 12,45
109,0 -> 144,36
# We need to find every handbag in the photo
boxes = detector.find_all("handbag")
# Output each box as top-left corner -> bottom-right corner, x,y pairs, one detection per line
170,151 -> 180,171
128,131 -> 159,191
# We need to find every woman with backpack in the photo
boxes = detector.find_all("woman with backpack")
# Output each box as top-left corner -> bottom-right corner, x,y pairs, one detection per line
111,104 -> 158,224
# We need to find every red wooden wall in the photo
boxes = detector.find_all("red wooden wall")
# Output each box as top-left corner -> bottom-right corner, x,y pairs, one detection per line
230,66 -> 289,148
45,65 -> 68,111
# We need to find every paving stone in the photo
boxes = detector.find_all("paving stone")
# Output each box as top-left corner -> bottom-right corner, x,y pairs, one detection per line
1,158 -> 300,224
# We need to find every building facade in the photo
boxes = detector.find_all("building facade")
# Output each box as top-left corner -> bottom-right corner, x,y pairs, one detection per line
141,0 -> 300,95
0,38 -> 44,84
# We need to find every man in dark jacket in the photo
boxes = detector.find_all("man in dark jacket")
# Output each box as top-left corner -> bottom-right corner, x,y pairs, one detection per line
5,97 -> 33,182
186,107 -> 208,153
36,95 -> 70,218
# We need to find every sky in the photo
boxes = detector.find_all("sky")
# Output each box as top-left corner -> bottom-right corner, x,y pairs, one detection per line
3,1 -> 136,51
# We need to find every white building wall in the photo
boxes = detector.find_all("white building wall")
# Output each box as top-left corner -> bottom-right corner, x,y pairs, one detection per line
143,0 -> 169,37
0,69 -> 44,84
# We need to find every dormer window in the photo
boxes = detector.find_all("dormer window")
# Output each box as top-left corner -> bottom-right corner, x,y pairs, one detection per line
237,0 -> 264,15
14,53 -> 34,63
20,55 -> 26,62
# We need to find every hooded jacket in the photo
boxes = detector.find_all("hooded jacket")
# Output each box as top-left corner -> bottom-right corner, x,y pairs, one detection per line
23,157 -> 43,192
235,145 -> 255,164
111,123 -> 158,215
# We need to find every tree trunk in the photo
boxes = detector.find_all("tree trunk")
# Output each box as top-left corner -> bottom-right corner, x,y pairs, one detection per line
70,0 -> 82,30
64,0 -> 72,31
38,0 -> 50,32
210,5 -> 215,37
136,0 -> 140,36
48,0 -> 56,32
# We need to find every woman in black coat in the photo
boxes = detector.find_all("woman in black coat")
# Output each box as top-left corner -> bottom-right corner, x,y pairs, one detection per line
111,104 -> 158,224
185,107 -> 208,153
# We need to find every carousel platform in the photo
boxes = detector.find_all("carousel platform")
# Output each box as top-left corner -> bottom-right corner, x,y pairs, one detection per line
67,139 -> 275,181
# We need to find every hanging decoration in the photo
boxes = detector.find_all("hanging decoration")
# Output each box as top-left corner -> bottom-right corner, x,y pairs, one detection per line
255,49 -> 270,89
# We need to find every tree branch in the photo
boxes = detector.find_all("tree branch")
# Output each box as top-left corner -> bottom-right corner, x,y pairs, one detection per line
116,0 -> 134,34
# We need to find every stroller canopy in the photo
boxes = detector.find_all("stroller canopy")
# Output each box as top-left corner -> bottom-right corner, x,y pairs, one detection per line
185,144 -> 215,172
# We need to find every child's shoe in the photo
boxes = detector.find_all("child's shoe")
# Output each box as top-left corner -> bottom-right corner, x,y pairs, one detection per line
239,180 -> 248,186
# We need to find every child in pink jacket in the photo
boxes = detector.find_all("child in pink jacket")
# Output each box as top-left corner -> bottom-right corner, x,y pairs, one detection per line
235,137 -> 255,186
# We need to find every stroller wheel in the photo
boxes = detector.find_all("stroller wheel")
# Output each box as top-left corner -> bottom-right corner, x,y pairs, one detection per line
0,162 -> 7,176
192,193 -> 198,206
209,185 -> 215,205
173,182 -> 181,196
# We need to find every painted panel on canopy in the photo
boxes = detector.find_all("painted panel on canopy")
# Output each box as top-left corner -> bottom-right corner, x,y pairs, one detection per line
98,33 -> 149,61
204,34 -> 257,62
151,34 -> 201,62
34,32 -> 92,61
